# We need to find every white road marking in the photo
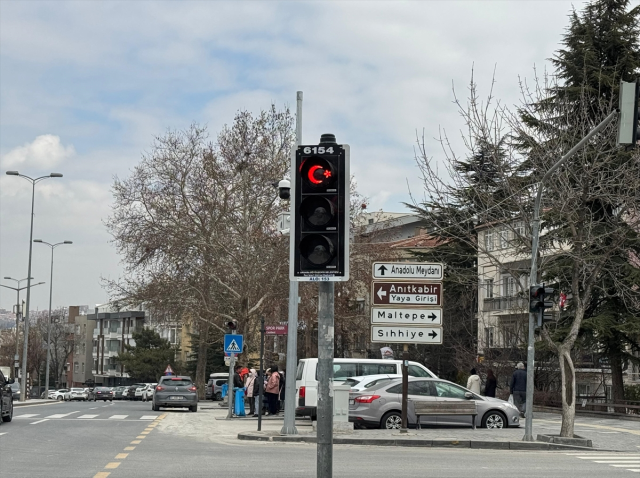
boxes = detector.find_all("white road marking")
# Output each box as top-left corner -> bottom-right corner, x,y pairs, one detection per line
30,419 -> 49,425
15,414 -> 40,418
77,414 -> 99,419
594,461 -> 640,464
0,432 -> 6,436
109,415 -> 128,419
89,407 -> 97,410
612,464 -> 640,467
140,415 -> 159,420
576,456 -> 640,459
45,411 -> 80,419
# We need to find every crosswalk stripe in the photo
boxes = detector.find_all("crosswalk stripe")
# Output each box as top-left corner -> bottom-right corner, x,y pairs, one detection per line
78,415 -> 99,419
0,432 -> 6,436
16,414 -> 40,418
109,415 -> 128,419
612,464 -> 640,468
576,456 -> 640,459
140,415 -> 158,420
595,461 -> 640,464
46,412 -> 79,419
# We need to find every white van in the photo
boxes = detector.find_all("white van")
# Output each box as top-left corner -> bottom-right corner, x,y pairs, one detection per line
295,358 -> 436,419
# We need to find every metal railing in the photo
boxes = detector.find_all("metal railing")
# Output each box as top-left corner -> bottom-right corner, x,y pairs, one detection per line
483,296 -> 527,312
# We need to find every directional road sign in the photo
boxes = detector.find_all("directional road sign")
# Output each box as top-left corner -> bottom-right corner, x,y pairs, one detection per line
372,281 -> 442,306
224,334 -> 243,354
371,307 -> 442,326
371,326 -> 443,344
372,262 -> 443,281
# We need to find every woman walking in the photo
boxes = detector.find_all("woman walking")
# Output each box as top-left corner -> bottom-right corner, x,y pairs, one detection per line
265,365 -> 281,415
484,369 -> 497,398
245,368 -> 257,415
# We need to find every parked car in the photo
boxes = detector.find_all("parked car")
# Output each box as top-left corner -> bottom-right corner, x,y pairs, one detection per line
9,382 -> 21,400
152,376 -> 197,412
343,374 -> 402,393
68,388 -> 88,401
113,386 -> 126,400
295,358 -> 436,419
84,388 -> 96,401
349,377 -> 521,430
134,384 -> 149,400
127,383 -> 145,400
0,370 -> 14,425
50,389 -> 69,401
94,387 -> 114,401
206,374 -> 229,401
142,384 -> 157,402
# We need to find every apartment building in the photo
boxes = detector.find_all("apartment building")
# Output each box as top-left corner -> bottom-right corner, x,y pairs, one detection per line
69,308 -> 93,387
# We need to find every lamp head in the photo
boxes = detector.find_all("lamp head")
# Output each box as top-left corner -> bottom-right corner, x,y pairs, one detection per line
3,276 -> 12,280
50,173 -> 63,178
6,171 -> 19,176
64,241 -> 73,244
33,239 -> 43,243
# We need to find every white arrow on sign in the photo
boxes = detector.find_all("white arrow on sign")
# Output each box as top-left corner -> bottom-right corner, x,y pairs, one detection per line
370,326 -> 443,344
371,307 -> 442,326
377,288 -> 387,301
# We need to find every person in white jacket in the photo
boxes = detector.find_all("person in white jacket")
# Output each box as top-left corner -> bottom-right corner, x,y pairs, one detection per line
466,368 -> 481,395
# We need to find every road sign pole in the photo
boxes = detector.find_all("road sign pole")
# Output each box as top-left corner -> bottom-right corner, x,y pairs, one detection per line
317,281 -> 334,478
226,358 -> 234,419
400,345 -> 409,433
258,316 -> 265,431
281,91 -> 302,436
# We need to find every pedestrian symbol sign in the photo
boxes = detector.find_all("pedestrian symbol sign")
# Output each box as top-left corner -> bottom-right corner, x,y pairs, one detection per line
164,364 -> 174,376
224,334 -> 243,354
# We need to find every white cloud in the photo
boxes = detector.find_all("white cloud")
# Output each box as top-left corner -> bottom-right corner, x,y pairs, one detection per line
1,134 -> 75,169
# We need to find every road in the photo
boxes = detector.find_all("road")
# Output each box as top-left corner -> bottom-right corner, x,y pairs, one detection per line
1,400 -> 639,478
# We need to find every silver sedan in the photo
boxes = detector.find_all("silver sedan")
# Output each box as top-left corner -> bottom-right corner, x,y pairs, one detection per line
349,377 -> 521,430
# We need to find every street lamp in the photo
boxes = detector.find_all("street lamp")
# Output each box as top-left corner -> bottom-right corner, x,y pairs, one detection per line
1,278 -> 44,380
34,240 -> 73,396
6,170 -> 63,401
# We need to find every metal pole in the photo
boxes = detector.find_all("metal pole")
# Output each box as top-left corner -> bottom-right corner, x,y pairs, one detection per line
15,287 -> 21,380
227,356 -> 235,419
317,281 -> 334,478
258,316 -> 265,431
281,90 -> 303,436
44,246 -> 54,397
400,345 -> 409,432
20,181 -> 36,402
523,109 -> 618,441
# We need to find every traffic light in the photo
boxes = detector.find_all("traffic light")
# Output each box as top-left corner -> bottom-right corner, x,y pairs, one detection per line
290,134 -> 350,281
618,80 -> 639,146
529,284 -> 555,313
227,320 -> 238,332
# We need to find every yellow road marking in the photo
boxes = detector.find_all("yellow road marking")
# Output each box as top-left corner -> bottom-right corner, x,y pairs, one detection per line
94,473 -> 110,478
144,428 -> 153,432
131,440 -> 141,444
124,447 -> 135,451
140,431 -> 150,435
115,453 -> 128,459
105,462 -> 120,469
136,435 -> 146,439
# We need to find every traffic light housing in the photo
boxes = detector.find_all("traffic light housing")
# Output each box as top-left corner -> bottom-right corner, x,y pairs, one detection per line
618,80 -> 639,146
227,320 -> 238,332
290,134 -> 350,281
529,285 -> 555,313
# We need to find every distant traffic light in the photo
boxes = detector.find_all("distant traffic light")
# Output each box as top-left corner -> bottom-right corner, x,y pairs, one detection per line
530,284 -> 555,326
227,320 -> 238,332
618,80 -> 639,146
290,134 -> 350,281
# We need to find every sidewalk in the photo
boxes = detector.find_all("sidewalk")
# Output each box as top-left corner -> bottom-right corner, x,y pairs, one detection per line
157,407 -> 640,453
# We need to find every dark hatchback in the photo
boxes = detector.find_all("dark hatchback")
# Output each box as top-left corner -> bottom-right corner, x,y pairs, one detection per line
94,387 -> 114,401
152,376 -> 197,412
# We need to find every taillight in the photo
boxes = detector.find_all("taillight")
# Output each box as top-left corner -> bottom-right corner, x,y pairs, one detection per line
156,385 -> 165,392
354,395 -> 380,404
299,386 -> 306,398
188,386 -> 197,392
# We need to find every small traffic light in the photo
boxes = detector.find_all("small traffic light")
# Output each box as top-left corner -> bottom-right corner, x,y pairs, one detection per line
618,80 -> 639,146
290,134 -> 350,281
529,285 -> 546,313
227,320 -> 238,332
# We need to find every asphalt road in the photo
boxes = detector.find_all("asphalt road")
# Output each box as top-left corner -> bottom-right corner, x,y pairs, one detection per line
1,400 -> 639,478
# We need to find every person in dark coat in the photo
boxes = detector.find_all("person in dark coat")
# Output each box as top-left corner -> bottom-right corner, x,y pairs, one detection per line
510,362 -> 527,417
277,370 -> 286,412
484,369 -> 497,398
233,365 -> 244,389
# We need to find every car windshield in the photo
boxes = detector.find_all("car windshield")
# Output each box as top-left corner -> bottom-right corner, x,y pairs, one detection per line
162,379 -> 192,386
10,383 -> 19,390
95,387 -> 110,391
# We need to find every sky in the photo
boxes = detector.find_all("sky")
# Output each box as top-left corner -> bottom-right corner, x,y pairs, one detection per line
0,0 -> 601,311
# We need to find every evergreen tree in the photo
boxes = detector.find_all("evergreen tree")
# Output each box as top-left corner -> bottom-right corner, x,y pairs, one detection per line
117,329 -> 177,382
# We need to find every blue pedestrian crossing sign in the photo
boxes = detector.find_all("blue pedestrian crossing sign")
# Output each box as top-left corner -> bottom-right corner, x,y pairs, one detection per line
224,334 -> 243,354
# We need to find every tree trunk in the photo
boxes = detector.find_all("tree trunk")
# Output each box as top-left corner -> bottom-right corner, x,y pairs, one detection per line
608,351 -> 626,413
558,348 -> 576,437
195,321 -> 210,400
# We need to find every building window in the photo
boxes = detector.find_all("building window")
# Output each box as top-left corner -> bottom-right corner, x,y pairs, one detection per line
74,361 -> 79,372
82,363 -> 85,373
503,325 -> 518,347
514,221 -> 525,238
169,328 -> 177,344
503,276 -> 516,297
484,327 -> 494,348
108,340 -> 120,352
109,320 -> 119,333
484,230 -> 495,252
485,279 -> 494,299
499,228 -> 509,249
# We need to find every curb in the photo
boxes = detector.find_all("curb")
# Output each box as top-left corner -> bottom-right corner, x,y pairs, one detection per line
237,432 -> 616,452
14,400 -> 59,408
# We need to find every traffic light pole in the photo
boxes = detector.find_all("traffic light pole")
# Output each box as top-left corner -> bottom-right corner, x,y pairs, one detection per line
317,281 -> 334,478
281,91 -> 303,436
523,108 -> 618,441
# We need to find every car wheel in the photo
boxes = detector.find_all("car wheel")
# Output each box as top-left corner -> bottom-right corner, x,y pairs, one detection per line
482,411 -> 507,429
152,403 -> 159,412
215,392 -> 222,401
57,396 -> 63,401
2,401 -> 13,423
190,405 -> 197,413
381,411 -> 402,430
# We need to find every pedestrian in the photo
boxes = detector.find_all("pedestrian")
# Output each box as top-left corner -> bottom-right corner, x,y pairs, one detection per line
484,369 -> 497,398
510,362 -> 527,417
466,368 -> 481,395
233,365 -> 244,389
245,368 -> 257,416
265,365 -> 281,415
252,370 -> 262,417
278,369 -> 286,412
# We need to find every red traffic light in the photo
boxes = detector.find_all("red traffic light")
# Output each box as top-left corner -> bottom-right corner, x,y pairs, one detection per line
300,157 -> 334,189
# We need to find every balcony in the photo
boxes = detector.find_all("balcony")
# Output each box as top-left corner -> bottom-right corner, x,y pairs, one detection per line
483,296 -> 527,312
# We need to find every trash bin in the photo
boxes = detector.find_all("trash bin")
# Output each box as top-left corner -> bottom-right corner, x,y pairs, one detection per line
234,387 -> 246,416
221,383 -> 228,398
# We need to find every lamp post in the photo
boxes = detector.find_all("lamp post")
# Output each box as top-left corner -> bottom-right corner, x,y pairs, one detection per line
34,240 -> 72,397
1,278 -> 44,380
6,170 -> 63,401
